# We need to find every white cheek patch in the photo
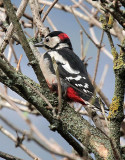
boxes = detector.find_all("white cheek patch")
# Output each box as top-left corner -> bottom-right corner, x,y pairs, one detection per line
48,51 -> 80,74
44,36 -> 60,48
50,36 -> 60,48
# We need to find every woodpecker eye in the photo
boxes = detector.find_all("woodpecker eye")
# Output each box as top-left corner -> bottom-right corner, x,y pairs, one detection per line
45,37 -> 49,42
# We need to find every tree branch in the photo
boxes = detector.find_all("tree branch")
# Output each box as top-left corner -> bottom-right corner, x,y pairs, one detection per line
0,51 -> 116,159
0,151 -> 24,160
100,14 -> 125,159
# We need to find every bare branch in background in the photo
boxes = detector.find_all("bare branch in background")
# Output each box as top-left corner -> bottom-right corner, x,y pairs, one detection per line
80,30 -> 84,60
92,30 -> 104,83
0,0 -> 29,53
42,0 -> 58,23
0,125 -> 41,160
89,27 -> 113,60
71,7 -> 100,48
46,16 -> 57,31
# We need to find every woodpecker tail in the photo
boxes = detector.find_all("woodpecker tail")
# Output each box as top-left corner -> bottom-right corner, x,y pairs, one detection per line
87,96 -> 108,112
66,87 -> 87,105
65,86 -> 108,112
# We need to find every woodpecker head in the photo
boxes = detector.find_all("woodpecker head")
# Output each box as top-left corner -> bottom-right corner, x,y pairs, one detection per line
35,31 -> 73,50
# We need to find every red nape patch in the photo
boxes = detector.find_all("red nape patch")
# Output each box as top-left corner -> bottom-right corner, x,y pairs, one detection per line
58,33 -> 69,41
66,87 -> 86,105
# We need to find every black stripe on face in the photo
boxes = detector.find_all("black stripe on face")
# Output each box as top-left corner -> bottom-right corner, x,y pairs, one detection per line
44,43 -> 60,50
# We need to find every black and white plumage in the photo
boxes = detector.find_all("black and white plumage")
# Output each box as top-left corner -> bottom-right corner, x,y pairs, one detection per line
35,31 -> 105,111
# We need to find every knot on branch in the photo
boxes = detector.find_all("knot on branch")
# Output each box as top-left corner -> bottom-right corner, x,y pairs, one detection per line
99,14 -> 114,30
15,132 -> 25,147
49,118 -> 62,132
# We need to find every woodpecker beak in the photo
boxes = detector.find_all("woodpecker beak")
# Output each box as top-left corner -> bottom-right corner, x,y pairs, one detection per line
34,41 -> 44,47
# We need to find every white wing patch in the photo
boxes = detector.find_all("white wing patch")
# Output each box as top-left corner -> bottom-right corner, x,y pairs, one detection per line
66,75 -> 82,81
84,83 -> 89,88
75,84 -> 83,87
48,51 -> 80,74
83,89 -> 87,93
66,75 -> 86,82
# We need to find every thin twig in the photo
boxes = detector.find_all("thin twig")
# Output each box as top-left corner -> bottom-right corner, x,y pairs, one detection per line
29,0 -> 49,36
0,125 -> 41,160
0,100 -> 40,115
97,64 -> 109,127
9,40 -> 22,72
13,4 -> 33,21
0,85 -> 68,159
0,114 -> 80,160
92,30 -> 104,84
46,16 -> 57,31
16,54 -> 22,71
42,0 -> 58,22
7,44 -> 13,62
89,27 -> 113,60
39,0 -> 117,36
52,57 -> 62,118
99,64 -> 109,90
71,7 -> 100,49
0,0 -> 29,53
71,0 -> 101,27
80,30 -> 84,60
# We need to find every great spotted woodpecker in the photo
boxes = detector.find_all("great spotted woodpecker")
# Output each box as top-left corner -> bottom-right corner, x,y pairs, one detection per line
35,31 -> 105,111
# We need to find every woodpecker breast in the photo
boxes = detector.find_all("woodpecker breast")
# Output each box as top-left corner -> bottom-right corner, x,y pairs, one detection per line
40,53 -> 57,89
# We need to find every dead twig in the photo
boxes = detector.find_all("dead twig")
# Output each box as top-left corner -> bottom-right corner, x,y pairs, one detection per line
0,0 -> 29,53
42,0 -> 58,23
80,30 -> 84,60
46,16 -> 57,31
16,54 -> 22,71
71,7 -> 100,49
52,57 -> 62,118
0,125 -> 40,159
92,30 -> 104,84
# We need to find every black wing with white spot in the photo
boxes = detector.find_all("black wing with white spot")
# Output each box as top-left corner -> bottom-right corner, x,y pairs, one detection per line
45,48 -> 106,110
54,48 -> 95,101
